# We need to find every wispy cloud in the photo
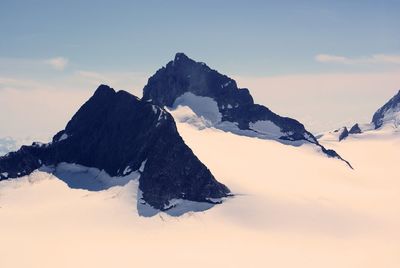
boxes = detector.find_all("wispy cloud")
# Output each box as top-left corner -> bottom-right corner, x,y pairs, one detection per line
315,54 -> 400,65
44,57 -> 69,70
0,56 -> 70,71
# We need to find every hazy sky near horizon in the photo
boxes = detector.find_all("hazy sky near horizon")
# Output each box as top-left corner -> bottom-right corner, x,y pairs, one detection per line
0,0 -> 399,138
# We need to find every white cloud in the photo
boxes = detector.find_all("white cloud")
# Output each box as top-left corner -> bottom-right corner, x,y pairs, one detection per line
0,56 -> 70,71
315,54 -> 400,65
44,57 -> 69,70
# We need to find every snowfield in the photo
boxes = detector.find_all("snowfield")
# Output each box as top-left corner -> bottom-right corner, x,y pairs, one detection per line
0,110 -> 399,268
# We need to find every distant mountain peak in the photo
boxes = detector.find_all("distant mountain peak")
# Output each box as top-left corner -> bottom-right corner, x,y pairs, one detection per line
372,90 -> 400,129
338,127 -> 349,141
174,52 -> 190,62
349,123 -> 362,134
96,83 -> 115,93
318,90 -> 400,143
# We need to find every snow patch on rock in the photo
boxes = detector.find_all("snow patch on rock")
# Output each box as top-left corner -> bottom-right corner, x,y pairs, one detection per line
138,159 -> 147,173
221,81 -> 231,88
122,166 -> 132,176
58,133 -> 68,142
151,105 -> 158,114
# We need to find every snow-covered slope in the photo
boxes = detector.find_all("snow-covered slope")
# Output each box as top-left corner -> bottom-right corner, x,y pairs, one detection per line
1,109 -> 399,268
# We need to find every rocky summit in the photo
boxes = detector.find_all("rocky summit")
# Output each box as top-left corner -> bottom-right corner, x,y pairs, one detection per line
143,53 -> 351,167
349,123 -> 362,134
143,53 -> 316,142
338,127 -> 349,141
0,85 -> 230,210
372,90 -> 400,129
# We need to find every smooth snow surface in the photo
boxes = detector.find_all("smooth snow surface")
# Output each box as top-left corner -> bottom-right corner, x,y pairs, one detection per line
0,119 -> 400,267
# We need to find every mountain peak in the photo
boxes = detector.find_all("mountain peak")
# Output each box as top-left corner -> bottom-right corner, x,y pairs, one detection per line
143,54 -> 352,168
171,52 -> 199,68
94,84 -> 115,96
0,85 -> 230,211
338,127 -> 349,141
372,89 -> 400,129
349,123 -> 362,134
174,52 -> 190,62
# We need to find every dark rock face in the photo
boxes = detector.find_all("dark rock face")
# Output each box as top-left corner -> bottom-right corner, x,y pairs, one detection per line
372,90 -> 400,129
349,123 -> 362,134
143,53 -> 351,167
338,127 -> 349,141
0,85 -> 230,210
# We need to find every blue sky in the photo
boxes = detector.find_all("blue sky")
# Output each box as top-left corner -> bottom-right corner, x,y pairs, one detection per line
0,1 -> 399,138
1,0 -> 399,75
